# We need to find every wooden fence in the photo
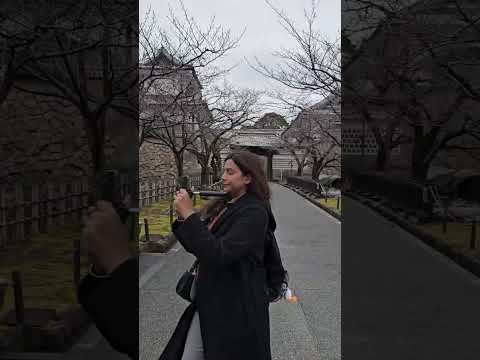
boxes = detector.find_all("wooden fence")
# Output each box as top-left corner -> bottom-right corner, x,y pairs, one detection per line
138,173 -> 212,208
0,173 -> 213,247
0,173 -> 135,248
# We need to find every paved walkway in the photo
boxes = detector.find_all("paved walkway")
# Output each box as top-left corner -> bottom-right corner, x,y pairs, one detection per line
139,183 -> 341,360
342,196 -> 480,360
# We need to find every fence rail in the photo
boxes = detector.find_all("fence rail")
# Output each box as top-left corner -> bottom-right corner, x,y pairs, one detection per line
0,173 -> 213,247
138,173 -> 213,208
0,173 -> 136,248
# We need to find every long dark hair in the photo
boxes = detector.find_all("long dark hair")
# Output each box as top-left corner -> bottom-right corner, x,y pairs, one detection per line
225,150 -> 271,204
201,150 -> 271,219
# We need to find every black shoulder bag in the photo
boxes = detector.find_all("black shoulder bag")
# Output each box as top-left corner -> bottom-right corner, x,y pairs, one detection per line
175,259 -> 199,302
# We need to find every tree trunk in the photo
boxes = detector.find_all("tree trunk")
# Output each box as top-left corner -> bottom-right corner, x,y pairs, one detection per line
312,160 -> 322,180
411,130 -> 428,183
411,159 -> 429,183
211,152 -> 222,182
85,113 -> 106,204
296,164 -> 303,176
200,163 -> 210,188
375,142 -> 390,171
410,123 -> 444,184
174,152 -> 184,177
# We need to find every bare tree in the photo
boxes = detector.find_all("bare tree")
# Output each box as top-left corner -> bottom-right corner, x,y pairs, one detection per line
282,98 -> 341,179
186,82 -> 262,187
140,1 -> 244,85
343,0 -> 480,182
141,68 -> 204,177
0,1 -> 105,106
139,1 -> 245,177
281,134 -> 311,176
247,0 -> 342,179
8,1 -> 138,193
251,0 -> 341,109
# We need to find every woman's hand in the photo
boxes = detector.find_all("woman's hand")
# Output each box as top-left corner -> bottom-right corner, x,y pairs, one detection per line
174,188 -> 194,220
82,201 -> 131,274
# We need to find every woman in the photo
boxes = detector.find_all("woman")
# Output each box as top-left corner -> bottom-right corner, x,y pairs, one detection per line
160,150 -> 288,360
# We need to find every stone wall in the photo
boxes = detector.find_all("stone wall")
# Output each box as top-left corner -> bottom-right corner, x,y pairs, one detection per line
1,82 -> 136,187
1,86 -> 93,185
139,141 -> 201,181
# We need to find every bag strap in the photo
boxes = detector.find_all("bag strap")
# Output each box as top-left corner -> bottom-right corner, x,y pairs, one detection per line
189,259 -> 199,273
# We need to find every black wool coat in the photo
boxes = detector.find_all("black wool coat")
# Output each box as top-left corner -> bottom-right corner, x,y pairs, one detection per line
78,257 -> 139,359
159,192 -> 275,360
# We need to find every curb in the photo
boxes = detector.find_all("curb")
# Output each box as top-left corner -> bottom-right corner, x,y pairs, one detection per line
140,232 -> 178,253
279,183 -> 342,221
345,191 -> 480,279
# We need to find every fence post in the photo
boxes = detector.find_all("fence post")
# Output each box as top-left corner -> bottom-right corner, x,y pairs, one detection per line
337,196 -> 340,210
143,181 -> 147,207
52,183 -> 61,228
144,218 -> 150,242
15,183 -> 25,242
75,181 -> 82,224
150,182 -> 154,205
65,183 -> 72,224
0,186 -> 5,248
470,217 -> 477,250
12,270 -> 25,339
50,183 -> 60,227
81,178 -> 88,221
442,207 -> 448,235
59,183 -> 66,226
73,236 -> 81,289
46,182 -> 53,232
31,184 -> 39,235
138,182 -> 141,208
22,185 -> 32,242
145,180 -> 149,204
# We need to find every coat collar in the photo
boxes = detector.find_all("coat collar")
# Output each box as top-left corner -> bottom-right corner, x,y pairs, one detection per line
209,192 -> 260,232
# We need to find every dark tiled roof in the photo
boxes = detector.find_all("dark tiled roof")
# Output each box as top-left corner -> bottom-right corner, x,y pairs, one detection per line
230,129 -> 284,148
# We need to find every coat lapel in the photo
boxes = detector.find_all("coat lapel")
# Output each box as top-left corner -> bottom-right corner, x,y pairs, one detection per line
209,193 -> 257,233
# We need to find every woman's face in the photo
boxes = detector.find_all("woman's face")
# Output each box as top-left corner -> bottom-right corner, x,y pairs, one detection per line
222,159 -> 251,197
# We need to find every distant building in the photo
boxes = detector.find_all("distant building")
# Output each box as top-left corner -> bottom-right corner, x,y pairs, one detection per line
139,48 -> 205,180
242,112 -> 288,130
283,95 -> 341,177
221,99 -> 341,180
343,0 -> 480,177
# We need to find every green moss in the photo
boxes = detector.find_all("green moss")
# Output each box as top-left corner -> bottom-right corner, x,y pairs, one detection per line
0,224 -> 89,322
417,222 -> 480,257
139,197 -> 208,239
317,197 -> 342,215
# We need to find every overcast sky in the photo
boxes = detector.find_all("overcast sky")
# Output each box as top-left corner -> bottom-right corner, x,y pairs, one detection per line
140,0 -> 340,99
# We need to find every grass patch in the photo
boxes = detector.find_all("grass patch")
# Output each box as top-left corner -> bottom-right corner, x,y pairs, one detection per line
417,222 -> 480,258
139,197 -> 209,239
0,225 -> 90,323
317,197 -> 342,215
